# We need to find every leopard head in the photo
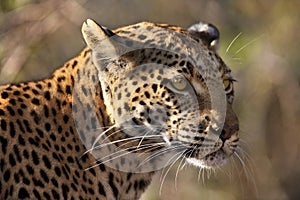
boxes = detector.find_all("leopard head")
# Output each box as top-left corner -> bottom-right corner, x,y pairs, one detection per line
80,19 -> 239,172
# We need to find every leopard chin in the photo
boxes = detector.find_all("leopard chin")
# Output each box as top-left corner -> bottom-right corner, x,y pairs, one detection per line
185,139 -> 237,169
185,149 -> 228,169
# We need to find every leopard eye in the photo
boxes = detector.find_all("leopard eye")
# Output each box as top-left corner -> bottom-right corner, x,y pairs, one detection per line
223,80 -> 231,89
171,76 -> 188,91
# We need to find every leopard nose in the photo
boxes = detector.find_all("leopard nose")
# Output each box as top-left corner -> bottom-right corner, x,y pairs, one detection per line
220,123 -> 239,142
220,101 -> 239,140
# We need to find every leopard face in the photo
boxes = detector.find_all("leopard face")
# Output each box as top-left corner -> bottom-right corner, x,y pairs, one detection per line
82,20 -> 239,171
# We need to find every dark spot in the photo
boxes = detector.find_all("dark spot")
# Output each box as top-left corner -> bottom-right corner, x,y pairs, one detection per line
0,119 -> 7,131
205,116 -> 211,121
126,172 -> 132,180
186,61 -> 194,75
71,183 -> 78,192
9,122 -> 16,137
139,101 -> 146,105
139,179 -> 148,189
23,177 -> 30,185
182,67 -> 188,74
6,106 -> 15,116
141,76 -> 147,81
9,99 -> 16,105
117,108 -> 122,115
146,26 -> 153,31
67,156 -> 74,163
1,92 -> 8,99
16,119 -> 25,133
36,128 -> 44,138
9,153 -> 16,166
57,77 -> 65,82
23,119 -> 32,133
35,83 -> 42,89
117,93 -> 122,100
43,192 -> 51,199
134,180 -> 138,190
0,135 -> 7,155
0,158 -> 4,172
51,108 -> 57,116
18,187 -> 30,199
45,123 -> 51,132
72,60 -> 78,69
132,96 -> 139,102
66,85 -> 72,95
42,106 -> 49,118
88,188 -> 95,195
97,161 -> 106,171
63,115 -> 69,123
13,91 -> 20,96
3,170 -> 10,182
40,169 -> 49,183
54,167 -> 61,177
42,156 -> 51,169
33,189 -> 42,200
151,84 -> 158,93
81,86 -> 88,96
17,109 -> 23,116
31,89 -> 39,95
138,34 -> 147,40
51,178 -> 58,188
179,60 -> 185,66
26,164 -> 34,175
31,150 -> 39,165
23,93 -> 30,98
44,91 -> 51,100
31,98 -> 40,105
51,190 -> 60,199
109,173 -> 118,198
30,110 -> 40,125
13,145 -> 22,162
14,173 -> 20,183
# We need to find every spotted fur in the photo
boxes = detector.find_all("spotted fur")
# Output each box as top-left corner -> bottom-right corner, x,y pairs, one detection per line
0,20 -> 239,199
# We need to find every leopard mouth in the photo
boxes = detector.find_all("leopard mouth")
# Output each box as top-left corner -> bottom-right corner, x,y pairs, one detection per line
185,147 -> 229,169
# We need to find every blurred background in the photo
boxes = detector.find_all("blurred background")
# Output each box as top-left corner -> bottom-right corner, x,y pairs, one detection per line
0,0 -> 299,199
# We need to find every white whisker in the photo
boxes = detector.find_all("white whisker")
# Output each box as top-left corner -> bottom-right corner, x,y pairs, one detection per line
99,142 -> 164,164
91,124 -> 118,150
92,134 -> 164,151
159,150 -> 186,195
225,32 -> 243,57
137,146 -> 185,169
234,151 -> 258,196
229,34 -> 265,61
84,142 -> 165,171
174,152 -> 188,190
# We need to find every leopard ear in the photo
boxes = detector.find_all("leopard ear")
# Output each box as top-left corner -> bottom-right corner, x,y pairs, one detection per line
188,22 -> 220,51
82,19 -> 115,49
82,19 -> 135,74
82,19 -> 121,66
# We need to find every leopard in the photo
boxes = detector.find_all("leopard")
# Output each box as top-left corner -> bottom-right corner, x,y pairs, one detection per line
0,19 -> 239,200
